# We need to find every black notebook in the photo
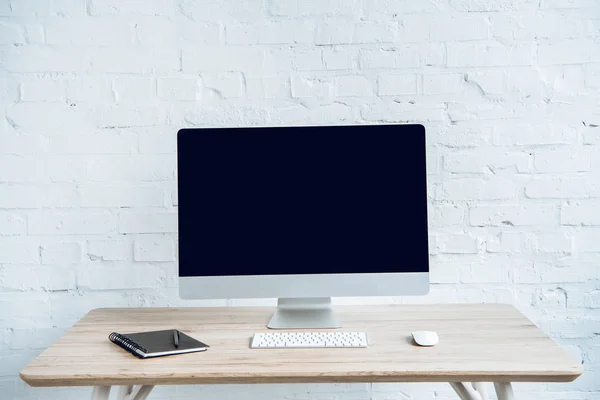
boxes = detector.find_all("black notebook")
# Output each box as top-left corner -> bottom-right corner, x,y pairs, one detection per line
109,330 -> 209,358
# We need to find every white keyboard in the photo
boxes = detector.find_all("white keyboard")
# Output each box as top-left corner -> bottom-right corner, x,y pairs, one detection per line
250,332 -> 368,348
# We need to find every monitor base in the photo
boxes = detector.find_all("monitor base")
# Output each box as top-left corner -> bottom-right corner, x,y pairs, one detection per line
267,297 -> 341,329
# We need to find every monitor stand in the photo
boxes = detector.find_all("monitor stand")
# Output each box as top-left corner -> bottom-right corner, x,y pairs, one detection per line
267,297 -> 341,329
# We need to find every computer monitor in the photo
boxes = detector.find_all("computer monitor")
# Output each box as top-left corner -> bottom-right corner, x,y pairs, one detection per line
177,124 -> 429,329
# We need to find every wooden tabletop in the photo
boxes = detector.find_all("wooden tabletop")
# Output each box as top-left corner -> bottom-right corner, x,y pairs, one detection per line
20,304 -> 582,387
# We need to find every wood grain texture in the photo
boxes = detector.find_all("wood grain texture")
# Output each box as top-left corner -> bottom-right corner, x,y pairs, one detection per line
20,304 -> 583,387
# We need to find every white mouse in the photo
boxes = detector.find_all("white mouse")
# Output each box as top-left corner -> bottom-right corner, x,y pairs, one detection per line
411,331 -> 439,347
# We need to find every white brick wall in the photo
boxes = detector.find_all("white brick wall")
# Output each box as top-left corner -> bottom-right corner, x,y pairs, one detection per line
0,0 -> 599,399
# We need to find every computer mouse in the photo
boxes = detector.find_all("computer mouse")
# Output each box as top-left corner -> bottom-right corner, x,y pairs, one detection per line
411,331 -> 438,347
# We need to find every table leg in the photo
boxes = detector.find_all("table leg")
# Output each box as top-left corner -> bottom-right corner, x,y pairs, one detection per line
494,382 -> 515,400
117,386 -> 134,399
91,385 -> 154,400
449,382 -> 489,400
91,386 -> 111,400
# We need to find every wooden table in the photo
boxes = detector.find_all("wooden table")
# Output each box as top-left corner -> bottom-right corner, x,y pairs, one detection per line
20,304 -> 582,400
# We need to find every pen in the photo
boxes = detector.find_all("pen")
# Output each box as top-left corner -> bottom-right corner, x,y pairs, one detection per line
173,330 -> 179,349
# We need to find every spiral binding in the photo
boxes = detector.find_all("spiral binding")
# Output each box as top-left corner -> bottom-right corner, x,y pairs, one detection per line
109,332 -> 148,357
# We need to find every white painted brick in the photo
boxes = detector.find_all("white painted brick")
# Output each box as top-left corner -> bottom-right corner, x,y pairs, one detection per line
359,45 -> 442,69
113,77 -> 157,104
585,64 -> 600,90
245,75 -> 290,99
87,155 -> 175,182
50,0 -> 85,16
263,47 -> 294,72
88,0 -> 175,16
507,69 -> 551,97
361,100 -> 446,123
6,103 -> 90,131
273,102 -> 353,124
486,232 -> 524,253
28,212 -> 116,235
46,20 -> 133,45
365,0 -> 448,16
444,150 -> 529,173
139,134 -> 177,154
291,74 -> 333,98
179,0 -> 262,20
353,22 -> 402,44
0,132 -> 45,155
430,125 -> 493,148
492,13 -> 587,41
542,0 -> 600,7
45,183 -> 82,208
534,149 -> 591,173
91,47 -> 179,74
0,293 -> 51,328
322,48 -> 357,70
470,205 -> 556,227
533,231 -> 573,253
118,212 -> 177,234
47,156 -> 87,182
494,124 -> 577,146
442,178 -> 518,201
430,262 -> 461,284
533,288 -> 567,308
7,327 -> 65,350
49,133 -> 134,155
438,233 -> 479,254
465,70 -> 506,94
460,263 -> 508,284
423,73 -> 463,95
378,74 -> 417,96
202,73 -> 245,98
0,23 -> 25,44
538,40 -> 600,65
157,78 -> 198,101
80,185 -> 165,207
429,16 -> 489,41
526,176 -> 599,199
90,105 -> 166,128
315,20 -> 354,45
0,212 -> 26,236
574,228 -> 600,252
24,24 -> 45,44
77,264 -> 164,290
400,18 -> 430,43
0,185 -> 46,209
293,48 -> 323,71
450,0 -> 535,11
562,201 -> 600,226
135,17 -> 177,45
0,242 -> 39,264
87,240 -> 129,261
20,79 -> 65,102
134,238 -> 174,262
0,155 -> 46,183
40,243 -> 81,265
227,22 -> 313,45
585,291 -> 600,308
429,205 -> 465,227
171,189 -> 178,207
0,46 -> 87,73
447,43 -> 533,67
335,75 -> 372,97
182,46 -> 264,72
179,22 -> 222,45
66,77 -> 113,104
270,0 -> 360,16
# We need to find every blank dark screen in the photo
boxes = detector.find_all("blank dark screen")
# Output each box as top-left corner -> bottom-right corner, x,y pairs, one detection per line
177,125 -> 429,277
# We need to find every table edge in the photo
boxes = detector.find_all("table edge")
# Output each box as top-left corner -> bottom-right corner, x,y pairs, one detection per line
20,368 -> 584,387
